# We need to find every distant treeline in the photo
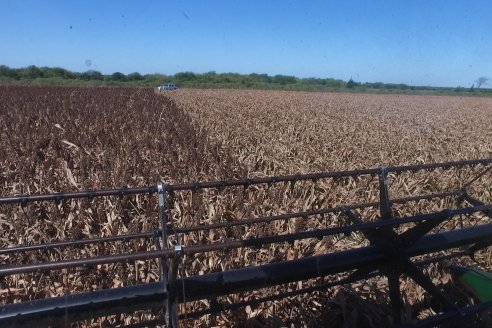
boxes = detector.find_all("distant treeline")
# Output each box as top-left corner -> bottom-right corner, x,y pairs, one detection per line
1,65 -> 491,96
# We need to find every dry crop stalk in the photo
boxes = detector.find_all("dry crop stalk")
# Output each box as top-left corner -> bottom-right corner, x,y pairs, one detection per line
2,85 -> 492,327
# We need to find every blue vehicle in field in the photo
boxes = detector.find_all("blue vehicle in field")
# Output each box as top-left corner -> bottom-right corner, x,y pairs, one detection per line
158,83 -> 177,91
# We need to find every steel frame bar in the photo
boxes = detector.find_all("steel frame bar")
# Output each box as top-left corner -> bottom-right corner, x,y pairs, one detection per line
0,157 -> 490,205
173,191 -> 460,234
181,251 -> 471,320
104,252 -> 492,328
3,204 -> 492,277
0,190 -> 459,258
0,186 -> 157,205
0,231 -> 157,255
168,158 -> 492,192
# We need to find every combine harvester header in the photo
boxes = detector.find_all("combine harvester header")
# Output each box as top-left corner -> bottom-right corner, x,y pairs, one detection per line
1,158 -> 492,327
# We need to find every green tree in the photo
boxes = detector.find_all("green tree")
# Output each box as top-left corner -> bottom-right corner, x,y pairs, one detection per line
325,79 -> 343,88
50,67 -> 76,79
18,65 -> 42,79
144,73 -> 168,85
110,72 -> 127,81
0,65 -> 19,79
272,74 -> 296,85
81,70 -> 104,81
127,72 -> 144,81
249,73 -> 272,84
175,72 -> 197,81
346,78 -> 358,89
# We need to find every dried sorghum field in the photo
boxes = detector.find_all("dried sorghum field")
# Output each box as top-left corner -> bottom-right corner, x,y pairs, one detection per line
1,85 -> 492,327
169,89 -> 492,175
169,89 -> 492,326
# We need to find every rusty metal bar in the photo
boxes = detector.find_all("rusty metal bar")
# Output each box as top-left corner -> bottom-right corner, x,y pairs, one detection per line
0,186 -> 156,205
2,203 -> 492,277
178,223 -> 492,302
461,165 -> 492,190
0,249 -> 172,276
1,158 -> 489,205
386,157 -> 492,174
182,271 -> 381,319
168,168 -> 379,191
174,190 -> 460,234
181,250 -> 465,320
0,231 -> 157,255
169,158 -> 492,191
0,191 -> 459,257
103,248 -> 480,327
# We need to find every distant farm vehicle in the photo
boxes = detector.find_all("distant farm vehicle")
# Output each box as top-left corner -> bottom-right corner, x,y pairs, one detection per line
158,84 -> 177,91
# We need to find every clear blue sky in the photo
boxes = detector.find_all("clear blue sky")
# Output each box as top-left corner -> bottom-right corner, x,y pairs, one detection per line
1,0 -> 491,87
